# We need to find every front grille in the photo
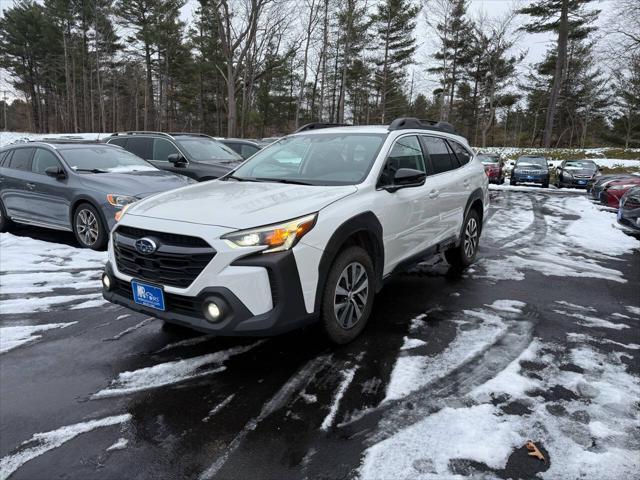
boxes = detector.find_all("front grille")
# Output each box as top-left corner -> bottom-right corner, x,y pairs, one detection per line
518,169 -> 545,176
573,174 -> 593,179
113,227 -> 215,288
113,278 -> 203,317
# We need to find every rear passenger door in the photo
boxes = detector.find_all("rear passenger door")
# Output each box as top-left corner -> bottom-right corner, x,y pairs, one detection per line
419,136 -> 465,241
0,147 -> 35,219
27,148 -> 71,228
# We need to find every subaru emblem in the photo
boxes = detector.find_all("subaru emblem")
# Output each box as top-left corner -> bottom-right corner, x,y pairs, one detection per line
135,237 -> 157,255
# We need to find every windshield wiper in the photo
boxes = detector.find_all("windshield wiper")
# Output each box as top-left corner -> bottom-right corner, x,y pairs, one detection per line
254,177 -> 314,185
74,168 -> 109,173
225,174 -> 259,182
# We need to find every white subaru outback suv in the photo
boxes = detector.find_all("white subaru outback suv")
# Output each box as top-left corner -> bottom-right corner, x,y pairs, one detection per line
102,118 -> 489,344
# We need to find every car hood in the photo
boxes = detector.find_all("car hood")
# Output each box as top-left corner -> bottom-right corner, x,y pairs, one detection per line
564,168 -> 597,176
127,180 -> 358,229
79,170 -> 194,197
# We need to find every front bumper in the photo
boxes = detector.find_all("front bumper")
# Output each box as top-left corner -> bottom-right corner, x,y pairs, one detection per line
512,173 -> 548,184
103,251 -> 317,336
557,176 -> 593,188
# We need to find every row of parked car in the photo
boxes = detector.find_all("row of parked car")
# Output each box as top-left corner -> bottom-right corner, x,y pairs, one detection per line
0,132 -> 272,249
588,173 -> 640,234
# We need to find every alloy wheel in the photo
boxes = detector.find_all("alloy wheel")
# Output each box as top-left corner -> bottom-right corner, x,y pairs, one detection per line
463,217 -> 478,258
76,209 -> 99,246
334,261 -> 369,329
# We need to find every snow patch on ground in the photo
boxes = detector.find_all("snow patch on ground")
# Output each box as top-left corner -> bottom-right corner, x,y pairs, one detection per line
106,437 -> 129,451
555,300 -> 596,312
321,367 -> 357,431
0,414 -> 130,480
0,233 -> 106,313
93,341 -> 265,398
554,309 -> 630,330
0,322 -> 77,354
203,394 -> 235,423
486,299 -> 526,313
626,306 -> 640,316
400,337 -> 428,350
384,309 -> 507,402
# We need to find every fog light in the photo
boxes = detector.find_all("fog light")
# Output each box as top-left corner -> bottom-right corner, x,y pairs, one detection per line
202,298 -> 227,323
207,302 -> 221,319
102,273 -> 112,290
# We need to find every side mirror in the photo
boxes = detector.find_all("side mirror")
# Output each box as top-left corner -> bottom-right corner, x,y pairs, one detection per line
385,168 -> 426,192
168,153 -> 187,166
598,167 -> 603,172
45,166 -> 66,179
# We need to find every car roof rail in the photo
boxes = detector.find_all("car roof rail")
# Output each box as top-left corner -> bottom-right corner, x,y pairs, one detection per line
387,117 -> 458,135
30,137 -> 104,144
168,132 -> 215,139
109,131 -> 174,138
294,122 -> 350,133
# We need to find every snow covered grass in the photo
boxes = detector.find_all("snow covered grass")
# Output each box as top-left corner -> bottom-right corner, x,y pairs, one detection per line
0,233 -> 106,314
0,322 -> 77,354
0,131 -> 110,147
0,414 -> 131,480
480,146 -> 640,163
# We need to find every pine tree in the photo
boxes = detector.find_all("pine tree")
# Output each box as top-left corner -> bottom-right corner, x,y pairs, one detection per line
371,0 -> 419,123
518,0 -> 599,147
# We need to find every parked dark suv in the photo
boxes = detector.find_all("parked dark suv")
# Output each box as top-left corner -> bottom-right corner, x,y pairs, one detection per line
510,155 -> 550,188
218,138 -> 262,159
106,132 -> 243,182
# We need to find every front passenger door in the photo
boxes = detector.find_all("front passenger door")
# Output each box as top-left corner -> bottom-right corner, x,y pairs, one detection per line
373,135 -> 441,274
28,148 -> 71,228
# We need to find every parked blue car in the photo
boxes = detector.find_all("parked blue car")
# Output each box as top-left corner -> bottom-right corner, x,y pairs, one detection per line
510,155 -> 550,188
0,141 -> 194,249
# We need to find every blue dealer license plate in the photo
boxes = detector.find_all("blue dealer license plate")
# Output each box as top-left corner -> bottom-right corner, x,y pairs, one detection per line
132,280 -> 165,311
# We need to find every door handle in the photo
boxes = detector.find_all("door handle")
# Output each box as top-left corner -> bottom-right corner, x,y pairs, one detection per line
26,183 -> 36,190
429,190 -> 440,199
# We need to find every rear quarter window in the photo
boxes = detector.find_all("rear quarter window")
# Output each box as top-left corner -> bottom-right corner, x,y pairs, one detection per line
8,148 -> 35,171
124,137 -> 153,159
448,141 -> 472,166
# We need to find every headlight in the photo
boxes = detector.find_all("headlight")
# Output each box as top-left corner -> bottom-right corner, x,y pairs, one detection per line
107,194 -> 138,207
114,203 -> 132,222
222,213 -> 317,253
608,184 -> 637,191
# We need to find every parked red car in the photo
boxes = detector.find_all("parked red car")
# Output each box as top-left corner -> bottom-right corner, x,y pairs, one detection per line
478,153 -> 505,184
599,176 -> 640,208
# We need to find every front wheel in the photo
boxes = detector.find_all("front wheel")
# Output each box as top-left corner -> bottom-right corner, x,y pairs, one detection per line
510,178 -> 517,186
320,246 -> 375,344
73,203 -> 107,250
0,199 -> 12,232
445,210 -> 481,268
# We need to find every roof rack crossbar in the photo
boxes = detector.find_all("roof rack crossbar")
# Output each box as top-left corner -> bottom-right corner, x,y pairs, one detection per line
110,131 -> 174,138
168,132 -> 215,139
294,122 -> 350,133
387,117 -> 458,135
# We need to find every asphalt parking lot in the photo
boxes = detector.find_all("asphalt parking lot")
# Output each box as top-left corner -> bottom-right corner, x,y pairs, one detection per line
1,188 -> 639,480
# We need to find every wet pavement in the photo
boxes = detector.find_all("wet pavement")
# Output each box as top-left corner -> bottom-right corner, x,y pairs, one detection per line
1,189 -> 639,480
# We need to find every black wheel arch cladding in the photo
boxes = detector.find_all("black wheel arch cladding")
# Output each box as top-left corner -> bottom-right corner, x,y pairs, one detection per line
314,211 -> 384,312
461,188 -> 484,237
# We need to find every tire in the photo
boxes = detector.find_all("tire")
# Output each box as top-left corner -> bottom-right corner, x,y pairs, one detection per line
499,177 -> 505,185
73,202 -> 107,250
320,246 -> 375,345
510,178 -> 517,186
445,209 -> 481,269
542,181 -> 549,189
0,199 -> 12,232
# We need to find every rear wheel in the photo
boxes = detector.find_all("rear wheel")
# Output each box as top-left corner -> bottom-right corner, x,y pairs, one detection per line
510,177 -> 517,186
320,246 -> 375,344
445,209 -> 481,268
542,180 -> 549,188
73,203 -> 107,250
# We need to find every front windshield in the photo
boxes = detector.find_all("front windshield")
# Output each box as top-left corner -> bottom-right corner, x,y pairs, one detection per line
565,160 -> 596,170
478,154 -> 499,164
229,133 -> 386,186
59,146 -> 156,173
176,138 -> 241,162
516,156 -> 547,167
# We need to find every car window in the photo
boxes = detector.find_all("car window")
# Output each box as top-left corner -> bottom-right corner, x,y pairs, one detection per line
32,148 -> 62,175
232,133 -> 385,186
124,137 -> 153,159
108,137 -> 128,147
153,138 -> 180,161
241,144 -> 260,158
0,150 -> 8,166
449,141 -> 472,166
58,146 -> 157,173
176,137 -> 241,162
8,148 -> 35,171
421,137 -> 455,174
379,136 -> 426,186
